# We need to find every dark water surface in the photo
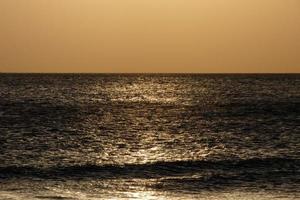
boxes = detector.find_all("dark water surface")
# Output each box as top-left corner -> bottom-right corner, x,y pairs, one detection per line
0,74 -> 299,199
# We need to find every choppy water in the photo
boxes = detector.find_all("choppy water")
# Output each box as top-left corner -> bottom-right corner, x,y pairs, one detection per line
0,74 -> 299,200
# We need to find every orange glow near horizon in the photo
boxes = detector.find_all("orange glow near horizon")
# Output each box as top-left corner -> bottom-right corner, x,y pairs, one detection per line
0,0 -> 300,73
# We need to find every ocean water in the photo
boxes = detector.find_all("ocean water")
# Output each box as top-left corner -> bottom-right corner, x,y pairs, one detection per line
0,74 -> 299,200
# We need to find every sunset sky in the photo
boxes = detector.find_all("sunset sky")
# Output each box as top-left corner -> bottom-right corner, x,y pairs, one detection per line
0,0 -> 299,73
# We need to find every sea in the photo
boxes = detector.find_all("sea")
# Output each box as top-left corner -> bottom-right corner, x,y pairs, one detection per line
0,74 -> 299,200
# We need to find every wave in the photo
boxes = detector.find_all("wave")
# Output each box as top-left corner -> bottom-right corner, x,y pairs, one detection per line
1,158 -> 299,179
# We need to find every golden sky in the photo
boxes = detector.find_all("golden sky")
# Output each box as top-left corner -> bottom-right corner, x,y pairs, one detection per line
0,0 -> 299,73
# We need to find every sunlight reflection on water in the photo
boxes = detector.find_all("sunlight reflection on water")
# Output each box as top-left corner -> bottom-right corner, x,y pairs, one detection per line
125,191 -> 167,200
102,81 -> 182,104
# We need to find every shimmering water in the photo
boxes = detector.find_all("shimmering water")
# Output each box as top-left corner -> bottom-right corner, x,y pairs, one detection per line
0,74 -> 299,200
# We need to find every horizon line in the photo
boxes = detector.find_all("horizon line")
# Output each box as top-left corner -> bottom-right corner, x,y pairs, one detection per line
0,72 -> 300,75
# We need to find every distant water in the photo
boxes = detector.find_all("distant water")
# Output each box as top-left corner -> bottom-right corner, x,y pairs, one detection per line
0,74 -> 299,200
